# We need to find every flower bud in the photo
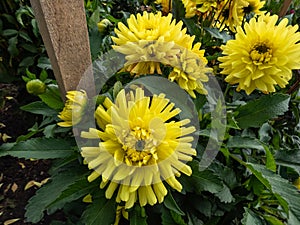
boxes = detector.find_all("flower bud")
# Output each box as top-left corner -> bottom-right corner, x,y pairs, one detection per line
26,79 -> 46,95
97,19 -> 112,33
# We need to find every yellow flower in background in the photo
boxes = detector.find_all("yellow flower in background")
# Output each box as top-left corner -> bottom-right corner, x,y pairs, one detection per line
58,90 -> 88,127
218,13 -> 300,95
155,0 -> 172,14
81,88 -> 196,209
231,0 -> 265,28
213,0 -> 238,31
112,11 -> 198,75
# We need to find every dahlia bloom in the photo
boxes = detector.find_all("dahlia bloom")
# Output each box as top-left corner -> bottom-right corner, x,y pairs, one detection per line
112,11 -> 211,97
218,13 -> 300,94
81,88 -> 196,209
212,0 -> 265,31
58,90 -> 88,127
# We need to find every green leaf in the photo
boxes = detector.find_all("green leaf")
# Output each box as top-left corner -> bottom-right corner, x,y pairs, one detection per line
25,167 -> 87,223
245,163 -> 300,223
214,185 -> 234,203
164,192 -> 185,216
130,205 -> 148,225
227,136 -> 264,151
37,57 -> 52,70
38,85 -> 64,110
19,31 -> 33,42
46,177 -> 96,214
275,150 -> 300,174
263,215 -> 285,225
2,29 -> 18,36
161,207 -> 176,225
40,69 -> 48,81
180,161 -> 223,194
26,68 -> 36,79
172,0 -> 186,21
204,27 -> 233,43
81,191 -> 116,225
8,36 -> 19,56
20,43 -> 38,53
264,145 -> 276,172
241,208 -> 264,225
187,213 -> 204,225
20,101 -> 58,116
0,138 -> 75,159
170,211 -> 187,225
235,94 -> 290,128
131,76 -> 196,120
19,56 -> 34,67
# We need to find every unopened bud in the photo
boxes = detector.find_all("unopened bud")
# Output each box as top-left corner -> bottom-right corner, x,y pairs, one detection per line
26,79 -> 46,95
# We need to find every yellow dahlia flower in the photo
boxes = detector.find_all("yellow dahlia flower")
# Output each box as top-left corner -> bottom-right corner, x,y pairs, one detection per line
214,0 -> 265,31
81,88 -> 196,209
218,13 -> 300,95
58,90 -> 88,127
112,11 -> 195,75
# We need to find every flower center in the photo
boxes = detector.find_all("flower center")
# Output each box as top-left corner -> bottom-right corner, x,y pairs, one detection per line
250,43 -> 272,65
122,127 -> 158,167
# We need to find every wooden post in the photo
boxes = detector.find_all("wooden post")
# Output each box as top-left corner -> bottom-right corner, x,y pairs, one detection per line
279,0 -> 293,18
30,0 -> 94,99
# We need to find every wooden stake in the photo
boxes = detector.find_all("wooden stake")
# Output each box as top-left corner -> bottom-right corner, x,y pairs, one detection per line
30,0 -> 94,100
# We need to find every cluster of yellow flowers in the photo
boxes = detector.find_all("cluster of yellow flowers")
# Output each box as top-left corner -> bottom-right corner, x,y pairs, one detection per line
112,11 -> 212,97
57,2 -> 300,221
181,0 -> 265,31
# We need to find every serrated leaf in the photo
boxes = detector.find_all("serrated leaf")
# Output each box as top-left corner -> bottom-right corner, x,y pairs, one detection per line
25,168 -> 87,223
130,205 -> 147,225
46,177 -> 97,214
214,185 -> 234,203
245,163 -> 300,223
0,138 -> 75,159
81,192 -> 116,225
241,208 -> 264,225
187,213 -> 204,225
20,101 -> 58,116
235,94 -> 290,128
164,192 -> 185,216
181,161 -> 223,194
275,150 -> 300,174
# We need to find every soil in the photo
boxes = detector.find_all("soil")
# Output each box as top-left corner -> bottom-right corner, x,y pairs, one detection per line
0,83 -> 65,225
